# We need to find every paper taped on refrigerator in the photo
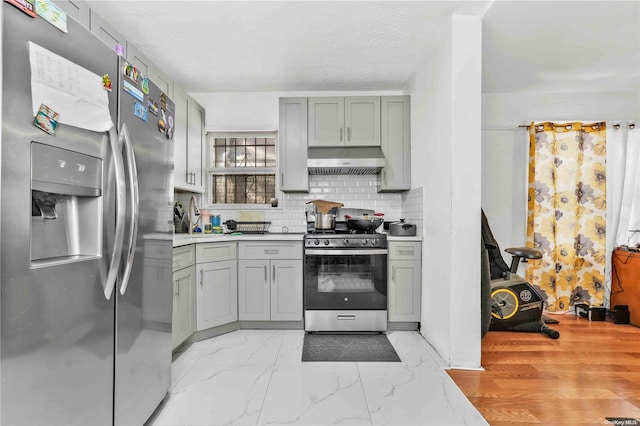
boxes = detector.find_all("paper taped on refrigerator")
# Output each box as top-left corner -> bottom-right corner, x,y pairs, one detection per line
29,41 -> 113,132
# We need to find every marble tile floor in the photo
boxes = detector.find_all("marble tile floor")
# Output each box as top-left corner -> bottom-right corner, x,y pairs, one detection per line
146,330 -> 487,426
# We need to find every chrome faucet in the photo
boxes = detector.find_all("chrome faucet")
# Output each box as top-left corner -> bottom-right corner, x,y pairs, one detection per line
188,195 -> 200,234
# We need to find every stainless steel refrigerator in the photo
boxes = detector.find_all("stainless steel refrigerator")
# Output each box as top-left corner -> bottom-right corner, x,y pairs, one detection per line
1,3 -> 174,425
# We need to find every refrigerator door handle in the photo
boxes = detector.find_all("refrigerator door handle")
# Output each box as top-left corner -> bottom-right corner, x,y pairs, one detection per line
104,126 -> 127,300
118,123 -> 140,296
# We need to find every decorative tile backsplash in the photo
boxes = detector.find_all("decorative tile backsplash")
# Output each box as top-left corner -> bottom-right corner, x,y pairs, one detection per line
400,187 -> 424,237
175,175 -> 423,235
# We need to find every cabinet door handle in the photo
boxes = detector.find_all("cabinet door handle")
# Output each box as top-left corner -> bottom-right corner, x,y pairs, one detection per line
264,265 -> 267,281
281,172 -> 284,187
200,269 -> 203,286
272,264 -> 276,281
392,266 -> 396,281
264,249 -> 279,255
175,279 -> 180,295
340,128 -> 343,142
398,249 -> 414,255
347,127 -> 351,141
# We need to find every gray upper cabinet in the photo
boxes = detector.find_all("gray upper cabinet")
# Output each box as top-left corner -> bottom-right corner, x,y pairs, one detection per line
187,97 -> 205,191
174,87 -> 204,192
308,97 -> 344,147
279,98 -> 309,192
173,86 -> 190,190
125,42 -> 150,78
53,0 -> 90,28
308,97 -> 380,147
149,66 -> 173,100
89,11 -> 126,56
378,96 -> 411,192
345,97 -> 381,146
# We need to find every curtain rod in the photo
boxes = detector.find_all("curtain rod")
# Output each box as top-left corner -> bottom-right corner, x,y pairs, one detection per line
517,122 -> 636,129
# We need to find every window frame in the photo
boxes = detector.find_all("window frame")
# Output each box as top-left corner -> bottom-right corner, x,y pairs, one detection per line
205,131 -> 280,209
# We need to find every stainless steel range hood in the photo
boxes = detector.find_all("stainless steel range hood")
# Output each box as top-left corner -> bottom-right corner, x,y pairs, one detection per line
307,147 -> 385,175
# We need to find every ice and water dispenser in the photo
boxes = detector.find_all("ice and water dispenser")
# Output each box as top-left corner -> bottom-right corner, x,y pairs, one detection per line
30,142 -> 103,266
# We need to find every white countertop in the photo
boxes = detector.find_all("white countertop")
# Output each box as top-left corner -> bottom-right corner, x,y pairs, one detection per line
173,232 -> 422,247
173,233 -> 306,247
386,236 -> 423,242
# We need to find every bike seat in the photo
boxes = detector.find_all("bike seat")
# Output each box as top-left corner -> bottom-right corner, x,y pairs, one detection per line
505,247 -> 542,260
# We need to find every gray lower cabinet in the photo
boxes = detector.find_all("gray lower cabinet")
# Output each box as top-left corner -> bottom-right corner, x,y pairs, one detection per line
238,242 -> 303,321
388,241 -> 422,322
195,242 -> 237,330
172,245 -> 196,349
378,96 -> 411,192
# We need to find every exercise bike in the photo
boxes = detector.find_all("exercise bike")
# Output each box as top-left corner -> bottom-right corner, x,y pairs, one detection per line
481,211 -> 560,339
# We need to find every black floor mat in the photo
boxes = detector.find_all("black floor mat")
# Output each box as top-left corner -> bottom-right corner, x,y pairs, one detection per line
302,333 -> 401,362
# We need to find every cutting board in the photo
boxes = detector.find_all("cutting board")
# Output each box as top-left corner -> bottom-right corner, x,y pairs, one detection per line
237,210 -> 265,222
308,199 -> 344,214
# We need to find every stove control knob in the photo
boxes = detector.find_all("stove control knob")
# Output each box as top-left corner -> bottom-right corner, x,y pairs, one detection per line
371,239 -> 378,246
361,239 -> 368,245
343,239 -> 349,246
324,239 -> 330,246
314,239 -> 320,245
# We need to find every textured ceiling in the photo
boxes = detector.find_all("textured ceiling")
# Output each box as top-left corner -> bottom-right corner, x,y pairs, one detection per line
482,1 -> 640,93
87,0 -> 490,92
86,0 -> 640,94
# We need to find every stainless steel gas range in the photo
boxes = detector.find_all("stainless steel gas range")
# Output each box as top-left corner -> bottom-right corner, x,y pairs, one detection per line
303,208 -> 388,332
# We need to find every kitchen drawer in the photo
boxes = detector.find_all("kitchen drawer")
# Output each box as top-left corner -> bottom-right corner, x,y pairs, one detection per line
196,242 -> 237,263
388,241 -> 421,261
238,241 -> 302,260
173,244 -> 196,271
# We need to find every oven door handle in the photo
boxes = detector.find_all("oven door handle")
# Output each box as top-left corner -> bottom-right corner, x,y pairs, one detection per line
304,249 -> 388,256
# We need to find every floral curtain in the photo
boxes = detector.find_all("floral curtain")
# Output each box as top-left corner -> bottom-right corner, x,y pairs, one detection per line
526,122 -> 607,312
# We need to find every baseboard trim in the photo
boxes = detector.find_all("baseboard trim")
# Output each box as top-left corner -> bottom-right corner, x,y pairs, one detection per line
174,320 -> 413,353
387,322 -> 420,331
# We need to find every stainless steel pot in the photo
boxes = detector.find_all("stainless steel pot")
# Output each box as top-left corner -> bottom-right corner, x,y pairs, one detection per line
315,213 -> 336,230
389,219 -> 417,236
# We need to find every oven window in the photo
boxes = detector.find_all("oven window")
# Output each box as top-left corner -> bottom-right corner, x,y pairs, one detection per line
318,260 -> 375,293
304,253 -> 387,310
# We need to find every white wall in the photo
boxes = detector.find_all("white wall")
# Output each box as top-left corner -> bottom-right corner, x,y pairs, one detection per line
408,14 -> 482,369
481,92 -> 640,274
481,128 -> 528,254
483,91 -> 640,130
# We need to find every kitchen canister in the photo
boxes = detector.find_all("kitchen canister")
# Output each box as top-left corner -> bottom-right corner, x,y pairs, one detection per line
211,215 -> 221,227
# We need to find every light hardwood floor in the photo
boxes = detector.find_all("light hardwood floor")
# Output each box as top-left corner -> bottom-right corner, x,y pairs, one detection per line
448,315 -> 640,425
